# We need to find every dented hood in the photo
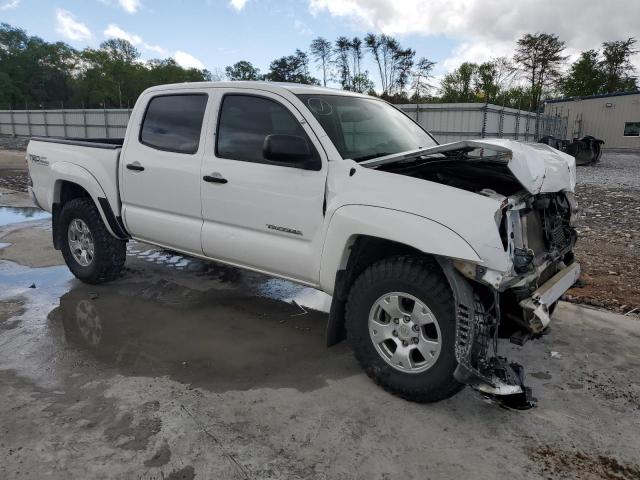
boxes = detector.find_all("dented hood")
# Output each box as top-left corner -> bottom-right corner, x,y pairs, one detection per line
449,139 -> 576,194
364,138 -> 576,195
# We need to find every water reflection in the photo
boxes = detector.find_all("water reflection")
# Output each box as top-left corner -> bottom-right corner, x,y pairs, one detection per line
51,280 -> 353,392
0,206 -> 50,227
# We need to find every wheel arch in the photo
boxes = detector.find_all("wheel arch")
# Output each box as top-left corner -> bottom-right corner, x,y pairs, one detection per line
321,205 -> 482,347
51,164 -> 128,248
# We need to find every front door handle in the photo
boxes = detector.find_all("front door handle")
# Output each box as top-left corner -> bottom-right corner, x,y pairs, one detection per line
126,162 -> 145,172
203,173 -> 228,184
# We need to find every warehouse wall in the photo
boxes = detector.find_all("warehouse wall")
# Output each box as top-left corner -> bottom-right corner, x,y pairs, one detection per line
544,93 -> 640,150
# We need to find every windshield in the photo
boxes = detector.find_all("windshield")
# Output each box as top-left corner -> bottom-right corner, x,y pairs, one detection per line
296,94 -> 437,162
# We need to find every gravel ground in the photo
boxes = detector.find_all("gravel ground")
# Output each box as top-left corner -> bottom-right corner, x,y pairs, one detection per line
1,137 -> 638,314
567,152 -> 640,314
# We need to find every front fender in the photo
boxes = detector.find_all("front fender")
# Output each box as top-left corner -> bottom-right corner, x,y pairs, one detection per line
319,204 -> 482,294
50,162 -> 123,240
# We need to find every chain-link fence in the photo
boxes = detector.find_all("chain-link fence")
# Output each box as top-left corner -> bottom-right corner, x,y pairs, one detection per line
0,103 -> 566,144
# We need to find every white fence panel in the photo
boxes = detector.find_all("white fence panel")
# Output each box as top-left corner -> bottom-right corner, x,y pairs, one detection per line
0,105 -> 565,144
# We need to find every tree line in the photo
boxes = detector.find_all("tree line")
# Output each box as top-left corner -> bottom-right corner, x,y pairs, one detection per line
1,21 -> 638,111
0,23 -> 212,109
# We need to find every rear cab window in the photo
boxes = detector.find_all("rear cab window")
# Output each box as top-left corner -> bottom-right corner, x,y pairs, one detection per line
140,94 -> 208,154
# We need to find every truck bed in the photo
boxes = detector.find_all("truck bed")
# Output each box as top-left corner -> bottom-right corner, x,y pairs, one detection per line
27,136 -> 123,221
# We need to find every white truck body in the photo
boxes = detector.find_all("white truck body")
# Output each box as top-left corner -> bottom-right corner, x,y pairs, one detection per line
26,81 -> 580,405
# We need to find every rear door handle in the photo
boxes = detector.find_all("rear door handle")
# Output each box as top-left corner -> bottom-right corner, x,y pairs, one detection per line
126,162 -> 145,172
203,173 -> 228,184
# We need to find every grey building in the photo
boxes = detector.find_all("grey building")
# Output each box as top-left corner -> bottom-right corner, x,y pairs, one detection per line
544,91 -> 640,150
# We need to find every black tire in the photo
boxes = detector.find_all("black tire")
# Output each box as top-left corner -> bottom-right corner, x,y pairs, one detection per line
59,197 -> 126,284
345,256 -> 463,403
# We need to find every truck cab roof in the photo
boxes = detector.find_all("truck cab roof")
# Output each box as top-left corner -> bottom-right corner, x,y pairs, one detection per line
142,81 -> 370,98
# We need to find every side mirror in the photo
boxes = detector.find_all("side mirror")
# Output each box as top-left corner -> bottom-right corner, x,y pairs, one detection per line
262,134 -> 320,170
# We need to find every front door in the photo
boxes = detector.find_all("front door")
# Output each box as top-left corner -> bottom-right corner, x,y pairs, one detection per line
200,90 -> 327,284
120,91 -> 210,254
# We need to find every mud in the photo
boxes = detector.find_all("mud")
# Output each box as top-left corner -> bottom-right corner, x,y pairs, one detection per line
530,445 -> 640,480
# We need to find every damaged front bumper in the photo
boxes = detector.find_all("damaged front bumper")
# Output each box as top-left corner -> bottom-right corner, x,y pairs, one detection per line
440,258 -> 580,409
520,262 -> 580,333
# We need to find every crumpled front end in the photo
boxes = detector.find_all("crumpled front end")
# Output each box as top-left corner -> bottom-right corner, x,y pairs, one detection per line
369,138 -> 581,407
446,188 -> 580,407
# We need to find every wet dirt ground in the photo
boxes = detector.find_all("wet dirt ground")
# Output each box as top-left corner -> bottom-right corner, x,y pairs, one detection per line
1,148 -> 639,479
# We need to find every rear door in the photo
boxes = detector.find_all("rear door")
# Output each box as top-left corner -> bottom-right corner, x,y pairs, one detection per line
200,89 -> 327,284
120,91 -> 210,254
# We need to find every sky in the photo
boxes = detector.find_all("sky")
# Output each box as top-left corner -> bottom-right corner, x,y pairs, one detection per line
1,0 -> 639,89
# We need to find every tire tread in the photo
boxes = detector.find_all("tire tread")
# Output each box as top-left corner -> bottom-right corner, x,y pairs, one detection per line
345,255 -> 464,403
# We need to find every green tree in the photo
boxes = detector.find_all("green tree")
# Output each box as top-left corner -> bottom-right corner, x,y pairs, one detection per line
411,57 -> 435,101
0,23 -> 78,108
514,33 -> 567,111
440,62 -> 477,102
266,49 -> 318,84
600,37 -> 638,93
560,50 -> 606,97
225,60 -> 260,81
0,22 -> 212,109
333,36 -> 352,89
364,33 -> 414,97
352,72 -> 375,94
309,37 -> 332,87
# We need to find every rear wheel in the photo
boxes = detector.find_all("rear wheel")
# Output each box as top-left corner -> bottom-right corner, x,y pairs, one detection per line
59,198 -> 126,284
345,256 -> 463,402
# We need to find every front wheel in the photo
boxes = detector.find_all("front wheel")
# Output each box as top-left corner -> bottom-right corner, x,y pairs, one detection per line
345,256 -> 463,403
59,198 -> 126,284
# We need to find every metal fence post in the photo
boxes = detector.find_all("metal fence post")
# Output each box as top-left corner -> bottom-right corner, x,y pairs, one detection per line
480,102 -> 489,138
25,102 -> 32,137
82,107 -> 88,139
9,108 -> 15,136
43,106 -> 49,137
103,102 -> 109,139
62,102 -> 68,138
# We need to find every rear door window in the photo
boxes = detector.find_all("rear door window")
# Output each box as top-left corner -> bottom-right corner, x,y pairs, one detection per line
140,94 -> 208,154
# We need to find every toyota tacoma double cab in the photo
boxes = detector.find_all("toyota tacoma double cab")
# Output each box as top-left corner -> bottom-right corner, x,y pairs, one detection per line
27,82 -> 580,406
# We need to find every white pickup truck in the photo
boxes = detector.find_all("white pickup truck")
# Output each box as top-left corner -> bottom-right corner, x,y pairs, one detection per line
27,81 -> 580,406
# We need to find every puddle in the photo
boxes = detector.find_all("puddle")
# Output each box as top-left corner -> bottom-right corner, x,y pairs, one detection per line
0,206 -> 50,226
0,258 -> 354,393
0,260 -> 72,296
50,282 -> 351,391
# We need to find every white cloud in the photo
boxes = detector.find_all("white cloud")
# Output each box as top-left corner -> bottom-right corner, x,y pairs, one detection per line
144,43 -> 169,55
104,24 -> 142,45
118,0 -> 140,13
229,0 -> 247,11
55,9 -> 92,42
294,19 -> 313,36
175,51 -> 205,69
104,24 -> 169,56
0,0 -> 20,11
309,0 -> 640,71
